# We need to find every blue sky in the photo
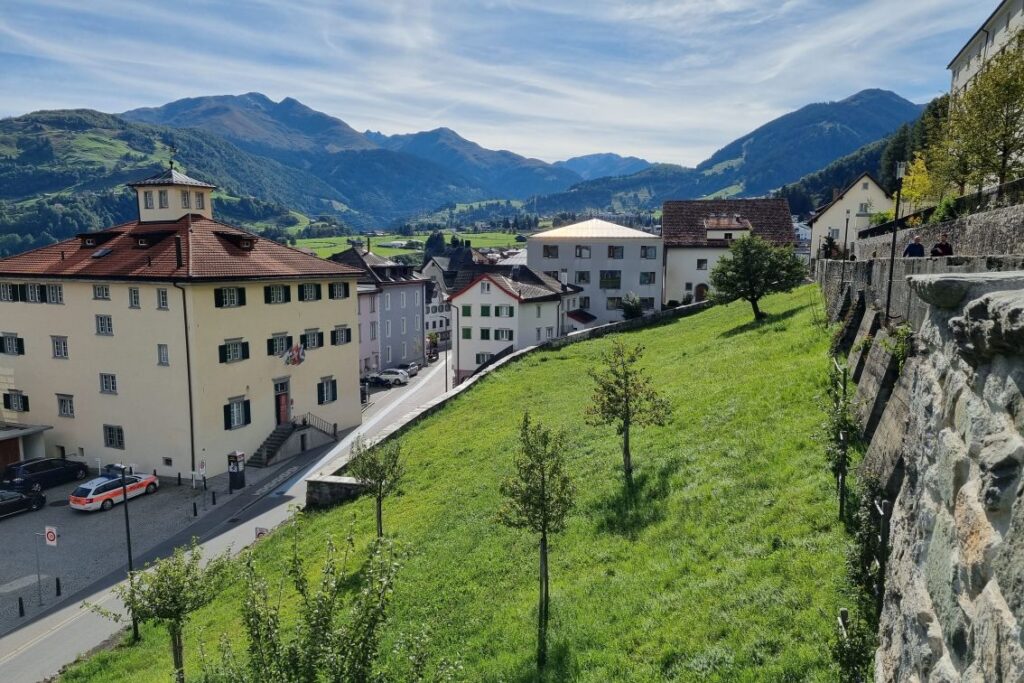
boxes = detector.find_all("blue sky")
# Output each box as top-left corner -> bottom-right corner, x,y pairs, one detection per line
0,1 -> 995,165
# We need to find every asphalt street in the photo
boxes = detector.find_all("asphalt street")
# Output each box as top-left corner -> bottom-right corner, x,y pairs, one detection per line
0,351 -> 452,683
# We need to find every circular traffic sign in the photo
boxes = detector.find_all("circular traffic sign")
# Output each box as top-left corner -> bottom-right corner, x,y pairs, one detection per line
45,528 -> 57,543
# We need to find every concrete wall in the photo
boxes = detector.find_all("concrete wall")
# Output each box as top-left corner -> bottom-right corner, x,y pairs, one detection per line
855,203 -> 1024,259
664,247 -> 727,303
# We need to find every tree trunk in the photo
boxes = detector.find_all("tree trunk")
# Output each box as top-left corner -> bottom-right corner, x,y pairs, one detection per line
170,626 -> 185,683
750,297 -> 764,320
375,494 -> 383,539
537,531 -> 549,671
622,418 -> 633,488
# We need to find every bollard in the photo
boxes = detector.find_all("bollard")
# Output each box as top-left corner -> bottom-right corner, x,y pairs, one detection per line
153,468 -> 157,477
177,472 -> 182,486
212,491 -> 217,506
203,475 -> 207,491
193,501 -> 198,517
56,577 -> 61,597
18,596 -> 24,617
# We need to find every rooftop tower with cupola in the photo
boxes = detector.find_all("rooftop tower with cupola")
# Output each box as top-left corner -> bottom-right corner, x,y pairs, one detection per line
128,164 -> 216,222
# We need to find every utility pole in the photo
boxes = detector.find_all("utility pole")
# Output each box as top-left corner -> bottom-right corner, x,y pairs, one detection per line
118,465 -> 140,641
884,162 -> 907,323
840,208 -> 851,285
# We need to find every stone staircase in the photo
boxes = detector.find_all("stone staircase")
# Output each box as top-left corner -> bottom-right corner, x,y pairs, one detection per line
248,423 -> 296,468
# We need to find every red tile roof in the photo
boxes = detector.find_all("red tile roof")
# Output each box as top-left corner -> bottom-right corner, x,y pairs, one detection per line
662,198 -> 794,248
0,215 -> 362,282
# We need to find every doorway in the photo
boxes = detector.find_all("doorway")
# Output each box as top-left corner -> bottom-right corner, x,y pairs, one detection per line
274,379 -> 290,426
695,284 -> 709,302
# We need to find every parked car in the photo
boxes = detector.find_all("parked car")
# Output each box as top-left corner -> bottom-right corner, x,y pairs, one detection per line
377,368 -> 410,386
69,473 -> 159,512
1,458 -> 89,493
0,490 -> 45,519
397,362 -> 421,377
365,373 -> 391,387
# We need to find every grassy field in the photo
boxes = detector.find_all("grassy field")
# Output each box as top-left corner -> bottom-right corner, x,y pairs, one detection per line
63,286 -> 846,682
295,231 -> 524,260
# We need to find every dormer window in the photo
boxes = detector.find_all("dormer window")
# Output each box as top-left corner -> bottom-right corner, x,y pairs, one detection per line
84,237 -> 96,247
195,192 -> 205,210
137,238 -> 149,248
144,191 -> 154,210
240,239 -> 253,250
158,190 -> 168,209
181,190 -> 190,209
724,233 -> 733,240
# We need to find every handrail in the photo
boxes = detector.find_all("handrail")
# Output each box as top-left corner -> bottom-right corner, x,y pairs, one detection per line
299,412 -> 338,439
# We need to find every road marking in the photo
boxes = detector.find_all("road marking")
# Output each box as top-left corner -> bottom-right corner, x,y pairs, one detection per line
0,591 -> 117,666
0,575 -> 46,595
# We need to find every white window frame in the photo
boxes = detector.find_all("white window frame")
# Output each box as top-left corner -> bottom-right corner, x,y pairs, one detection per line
228,400 -> 246,429
57,394 -> 74,418
104,424 -> 125,449
1,334 -> 18,355
415,314 -> 421,331
225,340 -> 245,361
128,287 -> 140,309
96,314 -> 114,336
546,327 -> 555,339
46,284 -> 63,304
640,272 -> 656,285
271,334 -> 288,356
157,343 -> 170,366
385,320 -> 392,338
575,245 -> 591,259
385,345 -> 392,363
641,245 -> 657,260
158,190 -> 168,209
7,390 -> 26,412
384,292 -> 391,311
156,288 -> 169,310
181,190 -> 190,209
495,328 -> 513,342
222,287 -> 240,308
0,283 -> 12,301
25,284 -> 41,303
402,342 -> 407,359
480,281 -> 491,294
304,329 -> 321,349
401,318 -> 407,335
370,321 -> 378,340
195,192 -> 205,210
51,335 -> 68,359
144,191 -> 154,210
100,373 -> 118,394
475,352 -> 494,365
401,291 -> 407,308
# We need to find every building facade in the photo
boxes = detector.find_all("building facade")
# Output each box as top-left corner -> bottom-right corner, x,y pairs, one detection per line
527,219 -> 662,324
0,168 -> 363,477
330,249 -> 427,370
807,173 -> 891,260
662,198 -> 794,304
949,0 -> 1024,94
357,283 -> 381,376
448,265 -> 578,383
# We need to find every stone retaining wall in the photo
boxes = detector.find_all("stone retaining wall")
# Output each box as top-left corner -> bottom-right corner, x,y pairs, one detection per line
305,299 -> 713,508
856,203 -> 1024,258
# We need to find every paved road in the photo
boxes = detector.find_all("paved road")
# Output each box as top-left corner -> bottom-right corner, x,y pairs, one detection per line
0,353 -> 452,683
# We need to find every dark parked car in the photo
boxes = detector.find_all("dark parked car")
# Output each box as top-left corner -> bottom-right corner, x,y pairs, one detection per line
2,458 -> 89,492
0,489 -> 45,519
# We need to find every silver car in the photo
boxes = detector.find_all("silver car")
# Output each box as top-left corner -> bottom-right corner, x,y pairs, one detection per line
378,368 -> 410,386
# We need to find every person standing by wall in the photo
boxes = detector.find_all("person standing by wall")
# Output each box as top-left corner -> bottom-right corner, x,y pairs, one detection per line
930,233 -> 953,256
902,234 -> 925,258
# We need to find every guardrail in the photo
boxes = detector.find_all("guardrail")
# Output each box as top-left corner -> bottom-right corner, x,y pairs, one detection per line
299,412 -> 338,439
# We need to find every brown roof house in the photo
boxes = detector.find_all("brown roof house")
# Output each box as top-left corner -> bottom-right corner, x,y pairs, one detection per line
661,198 -> 793,303
0,166 -> 364,477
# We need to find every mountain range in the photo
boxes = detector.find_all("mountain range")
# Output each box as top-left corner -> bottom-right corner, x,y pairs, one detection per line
0,88 -> 923,252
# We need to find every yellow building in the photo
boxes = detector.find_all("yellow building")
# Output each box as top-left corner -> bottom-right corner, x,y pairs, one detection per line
807,172 -> 891,260
0,167 -> 363,477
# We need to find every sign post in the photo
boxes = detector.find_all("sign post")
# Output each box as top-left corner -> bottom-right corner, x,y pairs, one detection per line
44,526 -> 57,546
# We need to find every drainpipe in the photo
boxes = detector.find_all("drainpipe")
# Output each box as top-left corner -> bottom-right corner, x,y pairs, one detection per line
173,281 -> 197,473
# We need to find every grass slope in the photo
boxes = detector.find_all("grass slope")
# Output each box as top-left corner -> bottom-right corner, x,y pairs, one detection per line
63,286 -> 844,682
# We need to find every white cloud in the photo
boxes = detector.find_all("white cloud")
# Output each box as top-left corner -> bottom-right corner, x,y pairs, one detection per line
0,0 -> 994,164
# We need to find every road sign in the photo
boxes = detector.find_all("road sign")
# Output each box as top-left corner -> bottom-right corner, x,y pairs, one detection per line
255,527 -> 269,540
44,526 -> 58,547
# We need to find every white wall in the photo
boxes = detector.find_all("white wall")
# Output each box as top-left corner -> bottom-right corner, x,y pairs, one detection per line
950,0 -> 1024,94
526,236 -> 662,323
809,179 -> 891,258
357,290 -> 380,375
135,185 -> 213,222
664,247 -> 728,303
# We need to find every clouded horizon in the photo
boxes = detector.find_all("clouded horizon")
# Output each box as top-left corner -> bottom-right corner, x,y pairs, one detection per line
0,1 -> 994,165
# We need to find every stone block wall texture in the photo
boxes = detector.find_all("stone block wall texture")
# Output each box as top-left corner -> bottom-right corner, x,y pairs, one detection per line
853,328 -> 899,442
856,203 -> 1024,259
848,308 -> 881,383
872,273 -> 1024,681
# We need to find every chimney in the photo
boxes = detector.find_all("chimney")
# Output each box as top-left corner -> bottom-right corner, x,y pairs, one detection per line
174,235 -> 184,269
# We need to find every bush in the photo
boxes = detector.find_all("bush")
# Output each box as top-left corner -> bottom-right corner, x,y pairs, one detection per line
869,210 -> 894,226
928,195 -> 958,224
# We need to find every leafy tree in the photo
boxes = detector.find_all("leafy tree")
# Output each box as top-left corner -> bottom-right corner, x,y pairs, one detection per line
497,412 -> 575,672
424,230 -> 446,258
900,152 -> 934,212
347,436 -> 405,538
709,236 -> 806,320
585,340 -> 670,487
621,292 -> 644,320
95,539 -> 232,683
198,532 -> 403,683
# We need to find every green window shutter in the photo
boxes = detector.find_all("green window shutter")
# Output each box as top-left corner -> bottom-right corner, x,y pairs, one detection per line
508,330 -> 514,341
317,382 -> 325,405
509,306 -> 515,317
241,342 -> 250,360
314,284 -> 322,300
16,338 -> 25,355
38,286 -> 48,303
283,285 -> 292,303
462,305 -> 471,316
267,338 -> 275,356
214,288 -> 225,308
243,400 -> 251,425
481,305 -> 490,317
286,335 -> 293,348
237,288 -> 247,306
2,394 -> 10,410
331,379 -> 338,398
317,331 -> 324,347
21,395 -> 29,412
342,282 -> 350,298
264,286 -> 273,304
218,344 -> 227,363
330,329 -> 339,346
345,328 -> 352,343
223,404 -> 232,430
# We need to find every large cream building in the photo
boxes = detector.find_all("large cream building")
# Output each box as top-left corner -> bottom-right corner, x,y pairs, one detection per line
949,0 -> 1024,95
0,167 -> 363,477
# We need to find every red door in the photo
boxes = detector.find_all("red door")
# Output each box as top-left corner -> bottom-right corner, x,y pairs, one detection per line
276,393 -> 289,425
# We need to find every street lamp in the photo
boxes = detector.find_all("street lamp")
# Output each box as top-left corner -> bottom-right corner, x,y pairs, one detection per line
111,463 -> 139,641
884,161 -> 908,323
840,208 -> 851,285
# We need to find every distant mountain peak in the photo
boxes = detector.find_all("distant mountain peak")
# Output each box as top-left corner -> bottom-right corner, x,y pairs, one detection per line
554,153 -> 652,181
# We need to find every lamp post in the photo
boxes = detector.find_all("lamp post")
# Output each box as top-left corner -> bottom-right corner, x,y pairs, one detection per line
884,162 -> 908,323
114,464 -> 139,641
840,208 -> 851,285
